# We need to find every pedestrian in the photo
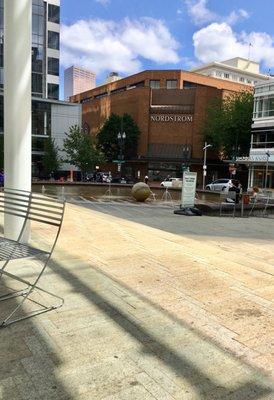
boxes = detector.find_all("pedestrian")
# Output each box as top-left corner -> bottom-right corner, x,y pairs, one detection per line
0,170 -> 4,187
144,175 -> 149,185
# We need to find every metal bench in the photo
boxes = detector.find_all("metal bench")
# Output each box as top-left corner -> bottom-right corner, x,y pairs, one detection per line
249,193 -> 270,218
219,190 -> 236,217
0,188 -> 65,327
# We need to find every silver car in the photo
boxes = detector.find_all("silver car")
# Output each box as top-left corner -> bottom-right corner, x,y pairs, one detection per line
205,179 -> 238,192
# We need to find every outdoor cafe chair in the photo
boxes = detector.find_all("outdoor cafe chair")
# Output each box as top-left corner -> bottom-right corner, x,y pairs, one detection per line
0,188 -> 65,327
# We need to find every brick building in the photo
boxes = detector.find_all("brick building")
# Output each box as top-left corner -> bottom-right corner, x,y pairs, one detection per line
70,70 -> 250,184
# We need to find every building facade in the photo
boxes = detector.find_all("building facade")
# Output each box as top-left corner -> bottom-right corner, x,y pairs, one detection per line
0,0 -> 60,99
191,58 -> 270,87
71,70 -> 249,184
64,66 -> 96,100
0,92 -> 81,177
238,82 -> 274,190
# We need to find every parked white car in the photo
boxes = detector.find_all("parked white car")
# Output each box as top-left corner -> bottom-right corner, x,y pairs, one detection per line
205,179 -> 239,192
160,177 -> 182,188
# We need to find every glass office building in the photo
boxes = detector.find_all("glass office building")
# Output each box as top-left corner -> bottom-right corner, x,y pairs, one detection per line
0,0 -> 60,99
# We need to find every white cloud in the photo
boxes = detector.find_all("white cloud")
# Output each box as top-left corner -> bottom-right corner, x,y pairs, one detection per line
60,18 -> 180,76
184,0 -> 249,26
193,22 -> 274,68
185,0 -> 217,26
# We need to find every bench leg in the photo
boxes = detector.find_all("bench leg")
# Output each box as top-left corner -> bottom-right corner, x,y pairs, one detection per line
0,260 -> 64,328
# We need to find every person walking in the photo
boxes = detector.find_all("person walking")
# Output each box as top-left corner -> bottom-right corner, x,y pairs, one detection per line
0,170 -> 4,187
144,175 -> 149,185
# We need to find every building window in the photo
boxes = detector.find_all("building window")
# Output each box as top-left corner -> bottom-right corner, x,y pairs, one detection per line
166,80 -> 177,89
48,4 -> 60,24
150,80 -> 160,89
32,73 -> 43,95
224,73 -> 230,79
48,57 -> 59,76
48,31 -> 60,50
240,77 -> 245,82
32,45 -> 43,73
32,101 -> 51,136
216,71 -> 223,77
48,83 -> 59,100
183,81 -> 197,89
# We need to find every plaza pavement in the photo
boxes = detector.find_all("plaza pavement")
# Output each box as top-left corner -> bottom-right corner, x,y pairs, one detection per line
0,201 -> 273,399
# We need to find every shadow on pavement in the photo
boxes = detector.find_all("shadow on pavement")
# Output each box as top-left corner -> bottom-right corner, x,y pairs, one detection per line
46,257 -> 273,400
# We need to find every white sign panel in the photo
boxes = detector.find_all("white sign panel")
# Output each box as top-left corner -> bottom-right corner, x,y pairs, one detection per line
181,172 -> 197,208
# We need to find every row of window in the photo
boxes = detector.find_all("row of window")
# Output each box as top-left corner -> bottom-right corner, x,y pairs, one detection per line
253,96 -> 274,118
255,84 -> 274,94
215,70 -> 256,85
252,131 -> 274,148
81,79 -> 197,104
150,80 -> 178,89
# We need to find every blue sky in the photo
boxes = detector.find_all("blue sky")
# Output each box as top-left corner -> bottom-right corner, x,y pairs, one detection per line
60,0 -> 274,98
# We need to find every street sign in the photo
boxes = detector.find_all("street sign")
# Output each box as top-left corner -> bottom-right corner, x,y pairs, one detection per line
113,160 -> 125,164
181,171 -> 197,208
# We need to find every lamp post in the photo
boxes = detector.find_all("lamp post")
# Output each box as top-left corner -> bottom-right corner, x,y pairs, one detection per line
202,142 -> 212,190
264,150 -> 270,191
4,0 -> 32,240
117,132 -> 126,178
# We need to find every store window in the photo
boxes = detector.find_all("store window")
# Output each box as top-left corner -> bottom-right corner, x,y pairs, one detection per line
48,31 -> 60,50
48,57 -> 59,76
150,80 -> 160,89
48,83 -> 59,100
166,80 -> 177,89
48,4 -> 60,24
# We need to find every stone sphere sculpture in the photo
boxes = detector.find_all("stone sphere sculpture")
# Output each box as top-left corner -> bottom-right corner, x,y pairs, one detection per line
132,182 -> 150,202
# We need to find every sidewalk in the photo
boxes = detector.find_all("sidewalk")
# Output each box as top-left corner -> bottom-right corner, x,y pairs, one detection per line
0,202 -> 273,399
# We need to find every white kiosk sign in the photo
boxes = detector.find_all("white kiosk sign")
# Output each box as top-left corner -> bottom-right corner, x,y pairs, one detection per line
181,172 -> 197,208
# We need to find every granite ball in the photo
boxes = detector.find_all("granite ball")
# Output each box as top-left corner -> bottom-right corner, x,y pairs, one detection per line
132,182 -> 150,202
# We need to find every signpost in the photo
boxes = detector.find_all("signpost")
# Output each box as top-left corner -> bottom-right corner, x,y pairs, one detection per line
174,171 -> 201,216
181,171 -> 197,208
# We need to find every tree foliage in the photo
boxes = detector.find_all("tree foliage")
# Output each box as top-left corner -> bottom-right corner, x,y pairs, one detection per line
97,113 -> 140,161
42,137 -> 61,175
202,91 -> 253,159
63,125 -> 105,176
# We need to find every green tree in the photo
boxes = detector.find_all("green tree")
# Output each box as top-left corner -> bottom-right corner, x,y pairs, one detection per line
97,113 -> 140,161
42,137 -> 61,175
63,125 -> 105,179
203,91 -> 253,159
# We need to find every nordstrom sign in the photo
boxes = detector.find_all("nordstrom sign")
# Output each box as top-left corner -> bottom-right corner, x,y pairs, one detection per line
150,114 -> 193,123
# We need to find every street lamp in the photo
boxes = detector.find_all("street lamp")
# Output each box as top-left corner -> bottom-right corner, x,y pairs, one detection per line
117,132 -> 126,177
264,150 -> 270,191
202,142 -> 212,190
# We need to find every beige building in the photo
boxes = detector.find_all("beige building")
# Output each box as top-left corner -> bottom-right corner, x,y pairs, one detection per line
191,57 -> 270,86
64,66 -> 96,100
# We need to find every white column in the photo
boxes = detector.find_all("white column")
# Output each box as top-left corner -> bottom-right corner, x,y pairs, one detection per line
4,0 -> 32,240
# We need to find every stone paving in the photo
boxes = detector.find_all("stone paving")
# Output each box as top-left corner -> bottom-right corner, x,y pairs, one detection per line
0,201 -> 273,399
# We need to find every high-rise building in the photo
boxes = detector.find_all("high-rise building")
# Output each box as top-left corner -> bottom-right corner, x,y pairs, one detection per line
64,66 -> 96,100
0,0 -> 60,99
